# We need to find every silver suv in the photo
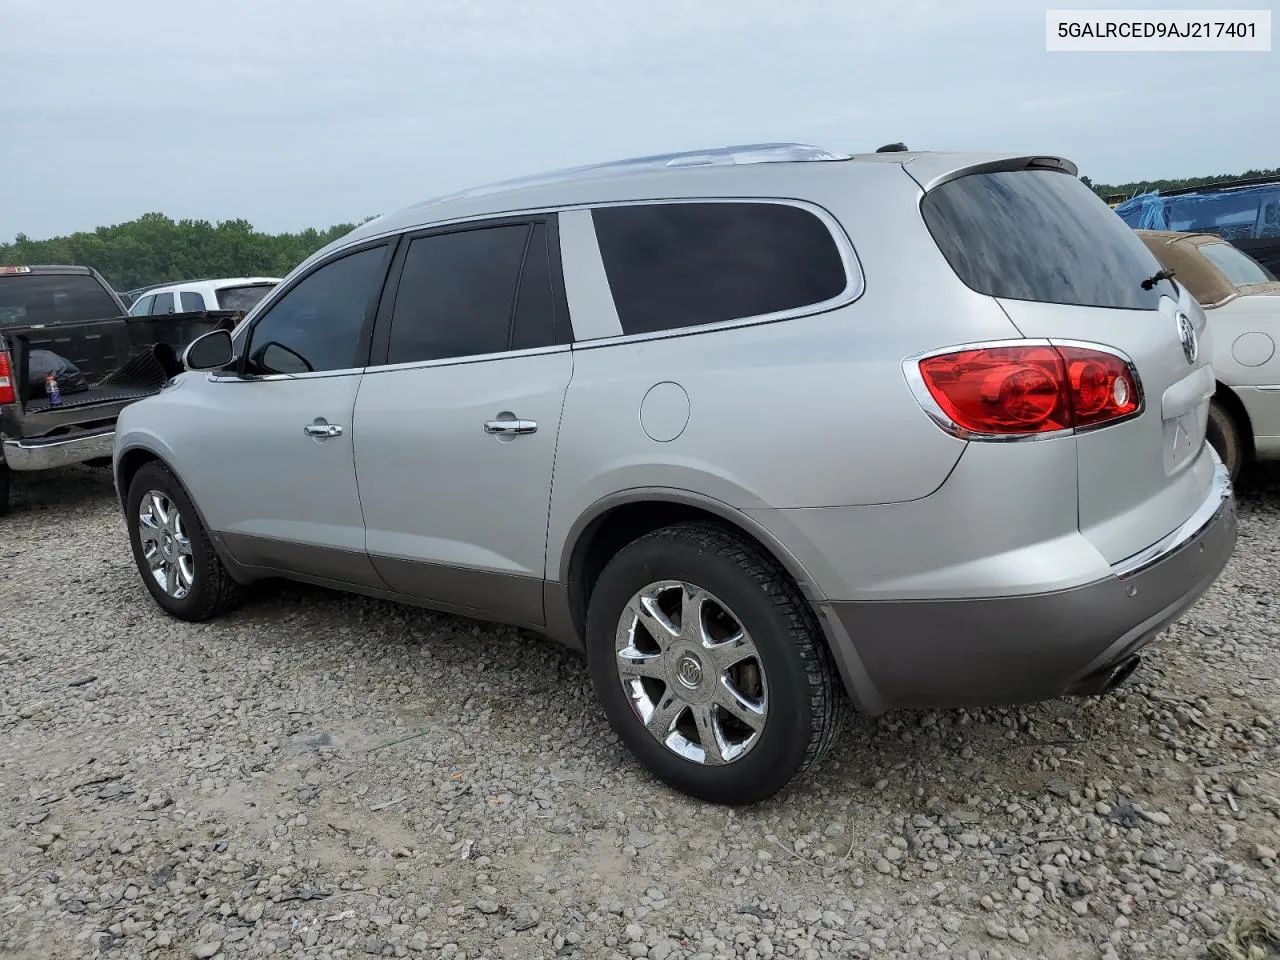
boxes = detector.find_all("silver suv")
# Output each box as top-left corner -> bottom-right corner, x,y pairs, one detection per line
112,144 -> 1238,804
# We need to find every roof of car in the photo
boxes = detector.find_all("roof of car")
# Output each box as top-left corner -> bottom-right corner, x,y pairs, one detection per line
303,144 -> 1076,274
145,277 -> 281,291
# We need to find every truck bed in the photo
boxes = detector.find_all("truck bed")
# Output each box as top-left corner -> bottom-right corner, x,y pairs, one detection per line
2,309 -> 239,440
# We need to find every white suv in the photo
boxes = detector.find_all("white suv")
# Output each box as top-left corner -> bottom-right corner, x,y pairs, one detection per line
127,277 -> 280,317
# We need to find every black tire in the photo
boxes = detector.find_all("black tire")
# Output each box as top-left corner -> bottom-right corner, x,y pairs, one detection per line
125,461 -> 244,621
0,463 -> 10,517
1206,398 -> 1244,484
585,521 -> 847,805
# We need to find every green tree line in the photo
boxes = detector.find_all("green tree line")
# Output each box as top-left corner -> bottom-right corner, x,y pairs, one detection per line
0,212 -> 376,292
1083,167 -> 1280,200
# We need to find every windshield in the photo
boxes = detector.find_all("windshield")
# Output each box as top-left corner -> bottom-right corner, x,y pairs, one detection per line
1198,241 -> 1277,286
217,283 -> 276,312
0,273 -> 122,327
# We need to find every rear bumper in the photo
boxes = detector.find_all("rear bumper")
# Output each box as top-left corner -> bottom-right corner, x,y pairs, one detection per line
821,458 -> 1237,712
1,427 -> 116,471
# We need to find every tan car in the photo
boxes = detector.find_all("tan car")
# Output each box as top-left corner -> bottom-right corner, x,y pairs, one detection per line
1137,229 -> 1280,481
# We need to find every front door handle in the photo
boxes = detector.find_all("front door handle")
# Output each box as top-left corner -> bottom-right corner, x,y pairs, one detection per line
483,417 -> 538,437
304,420 -> 343,439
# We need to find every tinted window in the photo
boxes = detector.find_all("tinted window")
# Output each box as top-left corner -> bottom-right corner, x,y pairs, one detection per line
180,291 -> 205,312
1199,241 -> 1276,285
511,222 -> 557,351
921,170 -> 1175,310
129,294 -> 156,317
151,292 -> 175,315
0,273 -> 123,327
246,245 -> 389,375
217,283 -> 276,312
590,202 -> 847,336
386,224 -> 531,364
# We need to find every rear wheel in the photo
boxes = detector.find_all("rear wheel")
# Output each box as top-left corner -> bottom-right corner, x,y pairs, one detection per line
125,461 -> 244,621
1206,398 -> 1244,484
585,521 -> 846,805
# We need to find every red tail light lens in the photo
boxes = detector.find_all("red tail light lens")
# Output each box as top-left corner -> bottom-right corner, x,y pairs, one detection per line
916,343 -> 1140,437
0,350 -> 15,406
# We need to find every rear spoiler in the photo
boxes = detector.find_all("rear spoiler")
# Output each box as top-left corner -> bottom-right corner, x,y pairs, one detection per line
897,153 -> 1079,193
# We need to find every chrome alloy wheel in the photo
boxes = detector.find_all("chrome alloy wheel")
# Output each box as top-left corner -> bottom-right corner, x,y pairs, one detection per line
137,490 -> 195,599
615,580 -> 768,765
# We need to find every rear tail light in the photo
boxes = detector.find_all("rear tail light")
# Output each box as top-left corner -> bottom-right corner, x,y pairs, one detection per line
0,349 -> 14,405
910,341 -> 1141,439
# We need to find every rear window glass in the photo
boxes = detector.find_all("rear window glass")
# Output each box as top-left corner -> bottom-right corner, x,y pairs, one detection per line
591,202 -> 848,336
1198,241 -> 1276,286
0,273 -> 122,326
217,284 -> 276,312
921,170 -> 1175,310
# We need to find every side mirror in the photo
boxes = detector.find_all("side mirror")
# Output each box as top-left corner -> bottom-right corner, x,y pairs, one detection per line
182,329 -> 235,371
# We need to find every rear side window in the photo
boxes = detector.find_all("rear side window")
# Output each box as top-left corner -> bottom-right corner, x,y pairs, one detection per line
0,273 -> 123,327
180,291 -> 205,312
1198,241 -> 1276,285
217,284 -> 276,312
590,201 -> 848,336
386,222 -> 555,364
922,170 -> 1175,310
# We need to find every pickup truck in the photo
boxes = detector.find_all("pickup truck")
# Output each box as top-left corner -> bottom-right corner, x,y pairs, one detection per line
0,264 -> 238,515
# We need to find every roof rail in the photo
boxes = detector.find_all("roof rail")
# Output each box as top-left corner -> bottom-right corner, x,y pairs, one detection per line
423,143 -> 851,206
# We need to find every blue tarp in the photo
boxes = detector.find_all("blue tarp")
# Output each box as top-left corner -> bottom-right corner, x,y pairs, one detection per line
1114,183 -> 1280,240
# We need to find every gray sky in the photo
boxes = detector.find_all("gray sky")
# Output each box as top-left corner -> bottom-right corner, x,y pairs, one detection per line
1,0 -> 1275,240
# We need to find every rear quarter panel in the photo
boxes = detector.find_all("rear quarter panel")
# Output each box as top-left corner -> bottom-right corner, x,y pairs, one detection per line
545,162 -> 1028,578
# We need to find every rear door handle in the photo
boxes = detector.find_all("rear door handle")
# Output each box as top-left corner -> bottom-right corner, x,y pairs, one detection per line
483,418 -> 537,436
304,420 -> 343,439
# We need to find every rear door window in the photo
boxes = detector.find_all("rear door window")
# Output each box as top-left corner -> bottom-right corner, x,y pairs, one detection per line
151,292 -> 175,315
921,170 -> 1175,310
385,222 -> 552,364
590,201 -> 849,336
180,291 -> 205,312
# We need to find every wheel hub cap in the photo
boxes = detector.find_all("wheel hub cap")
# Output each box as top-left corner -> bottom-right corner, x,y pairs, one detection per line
675,654 -> 703,690
137,490 -> 195,601
615,579 -> 769,766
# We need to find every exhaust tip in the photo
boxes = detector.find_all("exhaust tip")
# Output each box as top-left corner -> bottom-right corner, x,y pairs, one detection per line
1066,654 -> 1143,697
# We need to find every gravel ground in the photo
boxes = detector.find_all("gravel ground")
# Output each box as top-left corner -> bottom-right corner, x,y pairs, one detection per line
1,464 -> 1278,960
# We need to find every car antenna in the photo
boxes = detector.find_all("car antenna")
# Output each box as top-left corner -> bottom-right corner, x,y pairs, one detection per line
875,142 -> 909,153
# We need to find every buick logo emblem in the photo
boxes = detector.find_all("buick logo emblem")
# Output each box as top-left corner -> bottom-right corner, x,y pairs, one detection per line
1176,312 -> 1198,365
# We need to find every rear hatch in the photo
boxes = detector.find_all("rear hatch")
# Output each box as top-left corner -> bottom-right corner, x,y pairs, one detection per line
917,164 -> 1217,565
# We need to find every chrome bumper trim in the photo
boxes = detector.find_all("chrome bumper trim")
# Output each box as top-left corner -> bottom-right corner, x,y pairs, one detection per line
1111,450 -> 1234,581
1,428 -> 116,471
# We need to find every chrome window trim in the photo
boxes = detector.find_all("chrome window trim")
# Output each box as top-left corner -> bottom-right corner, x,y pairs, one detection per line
900,337 -> 1146,443
360,342 -> 572,377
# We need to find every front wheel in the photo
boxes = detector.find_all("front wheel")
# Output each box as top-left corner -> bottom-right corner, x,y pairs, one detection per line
125,461 -> 244,621
1206,398 -> 1244,484
585,522 -> 847,805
